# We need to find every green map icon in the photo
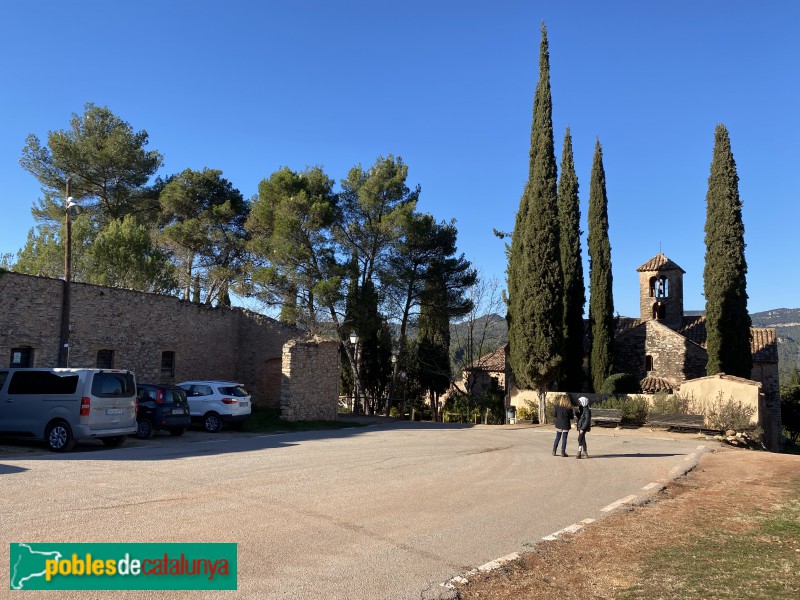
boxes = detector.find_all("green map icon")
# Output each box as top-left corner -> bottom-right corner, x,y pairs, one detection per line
9,543 -> 63,590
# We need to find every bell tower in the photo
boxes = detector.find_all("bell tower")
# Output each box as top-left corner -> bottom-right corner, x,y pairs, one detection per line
637,254 -> 685,329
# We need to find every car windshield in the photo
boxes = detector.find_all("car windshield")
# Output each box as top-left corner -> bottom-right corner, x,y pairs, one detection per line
219,385 -> 249,397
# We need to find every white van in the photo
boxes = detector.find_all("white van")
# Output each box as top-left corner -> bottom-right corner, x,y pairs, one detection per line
0,368 -> 138,452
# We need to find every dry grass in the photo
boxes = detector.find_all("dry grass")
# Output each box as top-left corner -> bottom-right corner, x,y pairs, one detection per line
456,446 -> 800,599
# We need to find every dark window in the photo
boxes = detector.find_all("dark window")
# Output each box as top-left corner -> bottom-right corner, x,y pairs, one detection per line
648,277 -> 656,297
164,388 -> 187,404
91,372 -> 135,398
96,349 -> 115,369
219,385 -> 249,397
8,371 -> 79,395
10,347 -> 33,368
0,371 -> 8,390
160,351 -> 175,378
645,355 -> 653,372
653,302 -> 666,320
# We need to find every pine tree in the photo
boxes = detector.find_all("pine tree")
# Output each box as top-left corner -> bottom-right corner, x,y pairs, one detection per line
557,127 -> 585,391
703,124 -> 752,378
588,139 -> 614,392
507,23 -> 563,423
417,271 -> 452,422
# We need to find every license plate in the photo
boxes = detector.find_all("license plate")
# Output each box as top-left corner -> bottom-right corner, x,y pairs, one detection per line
172,408 -> 185,415
105,408 -> 124,415
239,401 -> 249,408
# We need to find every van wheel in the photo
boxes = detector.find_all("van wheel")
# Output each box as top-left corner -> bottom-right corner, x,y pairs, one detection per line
136,419 -> 155,439
45,421 -> 75,452
101,436 -> 126,448
168,427 -> 185,436
203,412 -> 223,433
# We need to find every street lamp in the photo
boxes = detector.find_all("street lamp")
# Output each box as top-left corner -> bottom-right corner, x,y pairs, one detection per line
59,179 -> 82,367
349,333 -> 360,414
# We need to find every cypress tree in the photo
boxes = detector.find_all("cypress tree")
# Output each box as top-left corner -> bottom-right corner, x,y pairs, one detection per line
587,139 -> 614,392
703,124 -> 752,378
557,127 -> 585,391
507,23 -> 563,423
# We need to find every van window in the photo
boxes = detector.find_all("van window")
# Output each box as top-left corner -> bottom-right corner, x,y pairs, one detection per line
0,371 -> 9,390
91,372 -> 135,398
8,371 -> 80,395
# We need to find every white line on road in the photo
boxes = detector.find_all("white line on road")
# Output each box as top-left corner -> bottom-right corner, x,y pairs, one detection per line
541,518 -> 595,541
600,494 -> 637,512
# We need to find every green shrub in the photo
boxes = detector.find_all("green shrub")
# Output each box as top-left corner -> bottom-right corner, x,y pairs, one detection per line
596,395 -> 649,425
516,402 -> 535,421
600,373 -> 642,394
650,392 -> 691,414
697,392 -> 757,432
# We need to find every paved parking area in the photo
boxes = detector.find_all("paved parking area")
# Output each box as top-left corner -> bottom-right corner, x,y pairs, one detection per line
0,422 -> 707,599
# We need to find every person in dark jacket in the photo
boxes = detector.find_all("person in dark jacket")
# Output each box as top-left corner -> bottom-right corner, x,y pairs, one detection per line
575,396 -> 592,459
551,394 -> 573,457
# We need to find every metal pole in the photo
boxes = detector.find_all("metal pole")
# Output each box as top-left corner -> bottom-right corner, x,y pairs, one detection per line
59,178 -> 72,367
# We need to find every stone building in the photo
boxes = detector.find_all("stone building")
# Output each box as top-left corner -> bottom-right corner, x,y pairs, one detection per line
508,253 -> 781,450
0,271 -> 339,421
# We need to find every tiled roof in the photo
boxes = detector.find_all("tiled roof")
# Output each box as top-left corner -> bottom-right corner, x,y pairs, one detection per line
677,316 -> 778,363
636,253 -> 685,273
465,346 -> 506,372
640,376 -> 675,393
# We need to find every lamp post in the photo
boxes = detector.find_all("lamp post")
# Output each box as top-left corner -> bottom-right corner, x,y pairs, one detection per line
388,353 -> 397,417
59,179 -> 82,367
349,332 -> 360,414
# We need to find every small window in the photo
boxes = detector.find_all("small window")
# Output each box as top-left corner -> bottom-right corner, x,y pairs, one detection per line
96,349 -> 115,369
160,351 -> 175,378
645,355 -> 653,372
652,302 -> 666,320
10,347 -> 33,368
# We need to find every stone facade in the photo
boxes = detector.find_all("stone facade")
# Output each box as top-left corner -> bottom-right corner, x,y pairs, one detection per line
0,271 -> 339,421
280,339 -> 340,421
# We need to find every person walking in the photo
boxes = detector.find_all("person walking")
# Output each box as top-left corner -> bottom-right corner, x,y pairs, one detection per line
575,396 -> 592,459
551,394 -> 573,457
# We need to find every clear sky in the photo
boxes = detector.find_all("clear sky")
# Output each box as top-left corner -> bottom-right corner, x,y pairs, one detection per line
1,0 -> 798,318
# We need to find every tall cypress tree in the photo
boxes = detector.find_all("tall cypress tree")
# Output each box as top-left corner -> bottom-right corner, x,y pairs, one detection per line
557,127 -> 585,391
703,124 -> 752,378
507,23 -> 562,423
588,139 -> 614,392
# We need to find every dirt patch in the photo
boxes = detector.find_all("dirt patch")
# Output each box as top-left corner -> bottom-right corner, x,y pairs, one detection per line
455,445 -> 800,599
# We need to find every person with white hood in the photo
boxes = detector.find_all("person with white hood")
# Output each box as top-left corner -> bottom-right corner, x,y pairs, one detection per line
575,396 -> 592,459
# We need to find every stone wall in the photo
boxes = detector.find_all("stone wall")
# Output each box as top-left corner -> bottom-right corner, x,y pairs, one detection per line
0,272 -> 339,420
645,321 -> 707,382
280,339 -> 340,421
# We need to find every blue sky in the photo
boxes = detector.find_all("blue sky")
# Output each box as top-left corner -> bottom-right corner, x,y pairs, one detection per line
1,1 -> 798,318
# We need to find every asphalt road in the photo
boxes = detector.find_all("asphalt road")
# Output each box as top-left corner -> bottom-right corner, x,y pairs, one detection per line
0,423 -> 706,599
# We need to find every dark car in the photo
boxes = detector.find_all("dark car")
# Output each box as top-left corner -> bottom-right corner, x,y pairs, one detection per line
134,384 -> 191,439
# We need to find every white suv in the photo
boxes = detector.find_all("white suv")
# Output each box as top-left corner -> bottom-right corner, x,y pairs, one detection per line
177,381 -> 252,432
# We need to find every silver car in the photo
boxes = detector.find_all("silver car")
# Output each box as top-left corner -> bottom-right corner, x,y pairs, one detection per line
0,368 -> 138,451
